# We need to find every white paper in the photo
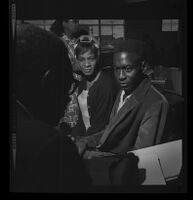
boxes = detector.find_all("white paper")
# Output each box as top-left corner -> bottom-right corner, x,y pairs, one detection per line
138,154 -> 166,185
131,140 -> 182,181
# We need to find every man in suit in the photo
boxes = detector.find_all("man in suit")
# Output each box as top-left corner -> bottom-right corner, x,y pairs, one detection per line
76,39 -> 169,156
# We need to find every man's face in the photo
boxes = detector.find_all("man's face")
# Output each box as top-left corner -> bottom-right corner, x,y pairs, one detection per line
77,50 -> 97,76
113,52 -> 142,92
62,19 -> 79,34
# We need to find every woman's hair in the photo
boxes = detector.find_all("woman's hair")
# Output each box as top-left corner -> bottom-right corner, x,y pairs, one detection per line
75,42 -> 99,60
74,41 -> 102,72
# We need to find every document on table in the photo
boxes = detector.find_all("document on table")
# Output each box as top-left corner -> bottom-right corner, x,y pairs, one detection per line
153,140 -> 182,181
131,140 -> 182,181
138,154 -> 166,185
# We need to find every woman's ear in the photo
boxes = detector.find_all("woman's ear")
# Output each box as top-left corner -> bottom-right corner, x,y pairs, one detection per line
141,60 -> 147,74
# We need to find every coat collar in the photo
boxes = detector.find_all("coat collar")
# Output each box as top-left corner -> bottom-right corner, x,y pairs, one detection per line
111,77 -> 151,119
131,77 -> 151,103
98,77 -> 151,148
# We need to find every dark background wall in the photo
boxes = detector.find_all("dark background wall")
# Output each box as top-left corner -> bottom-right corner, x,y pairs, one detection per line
125,19 -> 181,67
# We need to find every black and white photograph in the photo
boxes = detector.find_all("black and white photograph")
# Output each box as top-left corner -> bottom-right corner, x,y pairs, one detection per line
9,0 -> 187,194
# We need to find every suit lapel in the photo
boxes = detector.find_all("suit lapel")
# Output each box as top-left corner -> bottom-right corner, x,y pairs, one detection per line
99,94 -> 138,147
115,95 -> 138,122
109,91 -> 122,121
109,95 -> 138,133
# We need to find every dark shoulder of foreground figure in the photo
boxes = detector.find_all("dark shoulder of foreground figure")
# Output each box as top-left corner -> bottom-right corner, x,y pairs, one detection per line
58,133 -> 92,191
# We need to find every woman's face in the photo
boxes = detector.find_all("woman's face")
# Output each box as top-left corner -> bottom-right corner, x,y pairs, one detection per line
77,50 -> 97,76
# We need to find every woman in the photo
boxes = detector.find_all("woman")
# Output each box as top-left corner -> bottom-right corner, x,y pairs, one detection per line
71,35 -> 117,139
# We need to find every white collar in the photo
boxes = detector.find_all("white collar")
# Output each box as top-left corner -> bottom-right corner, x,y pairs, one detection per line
86,71 -> 101,90
120,90 -> 132,102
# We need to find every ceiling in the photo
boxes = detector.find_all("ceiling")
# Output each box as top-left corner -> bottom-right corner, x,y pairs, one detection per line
16,0 -> 186,20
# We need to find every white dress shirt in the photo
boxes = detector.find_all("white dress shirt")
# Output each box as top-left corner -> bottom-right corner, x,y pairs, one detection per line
78,72 -> 101,131
117,90 -> 132,113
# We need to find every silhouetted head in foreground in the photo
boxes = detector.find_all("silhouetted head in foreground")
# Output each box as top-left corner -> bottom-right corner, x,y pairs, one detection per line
16,24 -> 73,125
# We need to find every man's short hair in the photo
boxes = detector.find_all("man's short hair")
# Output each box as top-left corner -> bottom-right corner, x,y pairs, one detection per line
113,39 -> 147,61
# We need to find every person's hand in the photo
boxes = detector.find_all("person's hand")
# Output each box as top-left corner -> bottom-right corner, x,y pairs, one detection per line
75,132 -> 104,157
75,137 -> 88,156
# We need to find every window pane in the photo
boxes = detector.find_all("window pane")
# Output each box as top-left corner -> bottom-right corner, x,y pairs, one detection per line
171,19 -> 179,31
162,19 -> 172,31
162,19 -> 172,24
36,25 -> 45,30
172,23 -> 179,31
90,25 -> 99,36
162,19 -> 179,31
172,19 -> 179,23
24,20 -> 44,25
162,23 -> 172,31
101,25 -> 112,35
45,20 -> 55,25
45,25 -> 52,31
113,25 -> 124,39
79,20 -> 98,24
101,19 -> 124,24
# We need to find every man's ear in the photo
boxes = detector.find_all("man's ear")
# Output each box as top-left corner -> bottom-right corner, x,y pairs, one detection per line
141,60 -> 147,74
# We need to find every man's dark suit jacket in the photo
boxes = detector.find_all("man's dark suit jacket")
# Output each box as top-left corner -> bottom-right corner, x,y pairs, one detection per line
12,104 -> 91,193
97,78 -> 169,153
